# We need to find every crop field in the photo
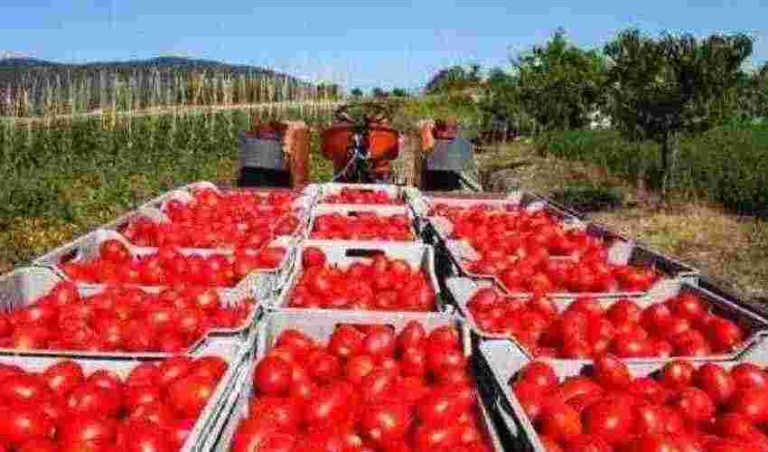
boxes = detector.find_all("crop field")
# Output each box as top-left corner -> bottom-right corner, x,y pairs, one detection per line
0,102 -> 337,272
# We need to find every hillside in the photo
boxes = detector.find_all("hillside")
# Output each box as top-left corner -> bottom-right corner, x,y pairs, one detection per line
0,56 -> 287,82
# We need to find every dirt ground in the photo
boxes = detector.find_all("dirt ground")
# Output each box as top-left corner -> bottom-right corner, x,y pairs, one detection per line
475,141 -> 768,304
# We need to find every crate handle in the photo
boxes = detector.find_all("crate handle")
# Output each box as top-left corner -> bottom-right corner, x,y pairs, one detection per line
344,249 -> 385,258
58,248 -> 80,264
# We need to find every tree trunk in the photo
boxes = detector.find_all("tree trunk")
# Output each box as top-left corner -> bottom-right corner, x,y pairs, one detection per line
660,130 -> 671,203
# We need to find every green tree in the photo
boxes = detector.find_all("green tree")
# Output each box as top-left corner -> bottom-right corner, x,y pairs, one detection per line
371,87 -> 388,98
604,29 -> 753,195
350,87 -> 363,98
514,29 -> 606,131
391,87 -> 409,97
425,64 -> 482,94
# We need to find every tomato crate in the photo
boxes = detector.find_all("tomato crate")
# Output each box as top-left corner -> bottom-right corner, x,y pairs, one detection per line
440,219 -> 699,300
413,191 -> 583,240
270,239 -> 444,313
31,229 -> 296,295
477,338 -> 768,451
0,335 -> 249,452
447,276 -> 768,362
306,204 -> 420,242
0,266 -> 265,358
316,182 -> 408,206
210,309 -> 508,452
139,180 -> 318,212
132,185 -> 313,240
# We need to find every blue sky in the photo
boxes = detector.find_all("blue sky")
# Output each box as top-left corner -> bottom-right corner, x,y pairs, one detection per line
1,0 -> 767,90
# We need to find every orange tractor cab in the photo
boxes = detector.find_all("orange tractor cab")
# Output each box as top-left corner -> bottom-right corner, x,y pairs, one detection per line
321,105 -> 400,183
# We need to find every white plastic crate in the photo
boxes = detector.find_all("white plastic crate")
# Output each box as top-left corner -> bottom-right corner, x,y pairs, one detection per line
447,276 -> 768,362
211,309 -> 507,452
0,266 -> 266,358
306,204 -> 420,241
270,239 -> 444,313
31,229 -> 293,299
478,338 -> 768,451
0,336 -> 249,452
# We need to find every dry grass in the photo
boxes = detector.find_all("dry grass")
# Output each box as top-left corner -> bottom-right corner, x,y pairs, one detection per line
477,142 -> 768,303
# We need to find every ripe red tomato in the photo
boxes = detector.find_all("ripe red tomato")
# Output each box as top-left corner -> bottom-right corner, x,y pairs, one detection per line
517,361 -> 558,390
730,363 -> 768,390
727,389 -> 768,422
0,374 -> 52,405
58,416 -> 117,445
0,406 -> 54,446
359,402 -> 411,446
253,356 -> 292,396
66,384 -> 121,417
659,361 -> 696,390
694,363 -> 734,405
538,400 -> 583,443
592,354 -> 632,389
673,387 -> 715,422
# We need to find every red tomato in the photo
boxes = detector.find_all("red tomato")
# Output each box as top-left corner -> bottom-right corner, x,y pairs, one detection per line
538,400 -> 583,443
166,375 -> 217,418
730,363 -> 768,390
0,406 -> 54,446
361,328 -> 396,360
66,384 -> 121,417
592,354 -> 632,389
156,356 -> 192,387
517,361 -> 558,390
566,434 -> 611,451
582,398 -> 633,445
359,402 -> 411,446
253,356 -> 292,396
328,325 -> 364,359
727,389 -> 768,422
416,386 -> 468,425
673,387 -> 714,422
124,385 -> 162,412
0,374 -> 52,405
275,330 -> 317,355
694,363 -> 734,405
58,416 -> 116,445
414,424 -> 461,450
306,350 -> 342,384
302,247 -> 327,268
659,361 -> 695,390
397,321 -> 426,350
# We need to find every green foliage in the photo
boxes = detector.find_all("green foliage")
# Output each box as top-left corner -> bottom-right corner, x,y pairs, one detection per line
350,88 -> 363,98
424,65 -> 482,95
538,124 -> 768,216
514,30 -> 606,131
371,88 -> 389,98
0,104 -> 335,267
390,88 -> 409,98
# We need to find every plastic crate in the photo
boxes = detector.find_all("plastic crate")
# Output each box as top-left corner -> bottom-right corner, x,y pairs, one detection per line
441,222 -> 699,300
0,266 -> 265,358
306,204 -> 420,242
478,338 -> 768,451
447,276 -> 768,362
0,336 -> 249,452
270,239 -> 444,313
139,180 -> 317,213
417,191 -> 582,240
31,229 -> 293,297
210,309 -> 507,452
316,182 -> 407,206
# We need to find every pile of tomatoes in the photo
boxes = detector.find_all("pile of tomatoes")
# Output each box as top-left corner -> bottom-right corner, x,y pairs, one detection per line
0,282 -> 251,353
322,188 -> 403,205
288,247 -> 436,311
468,287 -> 745,358
0,356 -> 226,451
60,239 -> 286,287
311,213 -> 414,241
232,322 -> 493,451
433,204 -> 659,294
122,188 -> 301,249
513,356 -> 768,451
